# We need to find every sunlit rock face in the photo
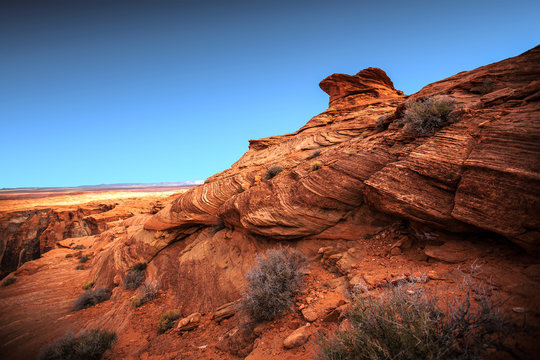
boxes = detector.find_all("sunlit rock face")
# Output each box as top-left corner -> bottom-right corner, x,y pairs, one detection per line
146,46 -> 540,251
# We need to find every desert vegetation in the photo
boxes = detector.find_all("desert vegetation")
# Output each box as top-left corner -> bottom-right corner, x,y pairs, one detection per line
72,287 -> 111,311
131,281 -> 159,307
264,165 -> 283,180
400,95 -> 457,135
158,309 -> 182,333
311,160 -> 322,170
38,329 -> 116,360
242,247 -> 306,323
82,280 -> 95,290
315,274 -> 516,360
124,262 -> 147,290
1,276 -> 16,286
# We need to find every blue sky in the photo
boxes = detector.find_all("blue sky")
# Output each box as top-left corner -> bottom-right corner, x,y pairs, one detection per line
1,0 -> 539,188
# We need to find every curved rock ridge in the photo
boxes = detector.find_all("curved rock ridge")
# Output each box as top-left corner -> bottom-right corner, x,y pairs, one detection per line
145,46 -> 540,250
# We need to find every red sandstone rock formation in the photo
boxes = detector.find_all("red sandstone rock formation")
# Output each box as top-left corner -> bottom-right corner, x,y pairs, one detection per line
1,46 -> 539,360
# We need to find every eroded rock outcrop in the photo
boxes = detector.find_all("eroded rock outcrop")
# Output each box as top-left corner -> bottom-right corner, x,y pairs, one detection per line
144,46 -> 540,251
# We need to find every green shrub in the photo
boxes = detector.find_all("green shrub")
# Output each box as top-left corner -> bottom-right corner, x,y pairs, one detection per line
264,165 -> 283,180
82,281 -> 95,290
311,160 -> 322,171
2,276 -> 16,286
38,329 -> 116,360
400,95 -> 457,135
158,309 -> 182,333
79,255 -> 90,263
73,245 -> 84,250
75,265 -> 85,270
73,288 -> 111,311
242,247 -> 306,323
315,276 -> 513,360
131,281 -> 159,308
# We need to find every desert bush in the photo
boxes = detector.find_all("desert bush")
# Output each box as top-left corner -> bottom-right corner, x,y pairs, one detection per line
131,281 -> 159,307
79,255 -> 90,263
124,263 -> 147,290
158,309 -> 182,333
400,95 -> 457,135
242,247 -> 307,323
82,281 -> 95,290
72,287 -> 112,311
307,150 -> 321,159
75,265 -> 85,270
131,262 -> 147,272
311,161 -> 322,171
2,276 -> 16,286
38,329 -> 116,360
315,275 -> 514,360
73,245 -> 84,250
264,165 -> 283,180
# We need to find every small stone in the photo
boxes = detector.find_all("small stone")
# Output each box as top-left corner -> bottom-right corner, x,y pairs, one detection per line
283,325 -> 311,349
177,312 -> 202,332
390,247 -> 402,256
301,308 -> 318,322
512,307 -> 528,314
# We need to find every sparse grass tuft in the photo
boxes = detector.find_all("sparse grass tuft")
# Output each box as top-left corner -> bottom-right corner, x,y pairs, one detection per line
72,288 -> 111,311
79,255 -> 90,263
264,165 -> 283,180
2,276 -> 16,286
315,272 -> 516,360
82,281 -> 95,290
311,161 -> 322,171
75,265 -> 85,270
38,329 -> 116,360
158,309 -> 182,333
400,95 -> 457,135
242,247 -> 307,323
73,245 -> 84,250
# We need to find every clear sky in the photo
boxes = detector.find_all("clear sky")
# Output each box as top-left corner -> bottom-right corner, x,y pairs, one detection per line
1,0 -> 539,188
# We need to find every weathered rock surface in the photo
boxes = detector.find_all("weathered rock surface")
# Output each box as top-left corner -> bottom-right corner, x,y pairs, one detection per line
145,46 -> 540,251
283,324 -> 311,349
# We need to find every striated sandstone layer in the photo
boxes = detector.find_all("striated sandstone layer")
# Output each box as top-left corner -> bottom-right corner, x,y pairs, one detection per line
145,46 -> 540,250
1,46 -> 539,360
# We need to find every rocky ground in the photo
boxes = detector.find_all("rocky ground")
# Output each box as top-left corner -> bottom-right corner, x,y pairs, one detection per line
1,46 -> 539,359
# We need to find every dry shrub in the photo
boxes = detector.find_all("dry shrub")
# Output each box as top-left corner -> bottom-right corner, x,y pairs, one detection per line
72,287 -> 111,311
264,165 -> 283,180
401,95 -> 457,135
2,276 -> 16,286
124,262 -> 147,290
315,271 -> 518,360
242,247 -> 306,323
158,309 -> 182,333
38,329 -> 116,360
131,281 -> 159,307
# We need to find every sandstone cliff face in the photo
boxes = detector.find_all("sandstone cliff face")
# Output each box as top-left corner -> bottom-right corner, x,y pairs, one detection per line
0,208 -> 101,278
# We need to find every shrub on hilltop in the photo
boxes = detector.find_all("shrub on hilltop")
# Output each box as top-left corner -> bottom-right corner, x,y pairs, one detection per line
400,95 -> 457,135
